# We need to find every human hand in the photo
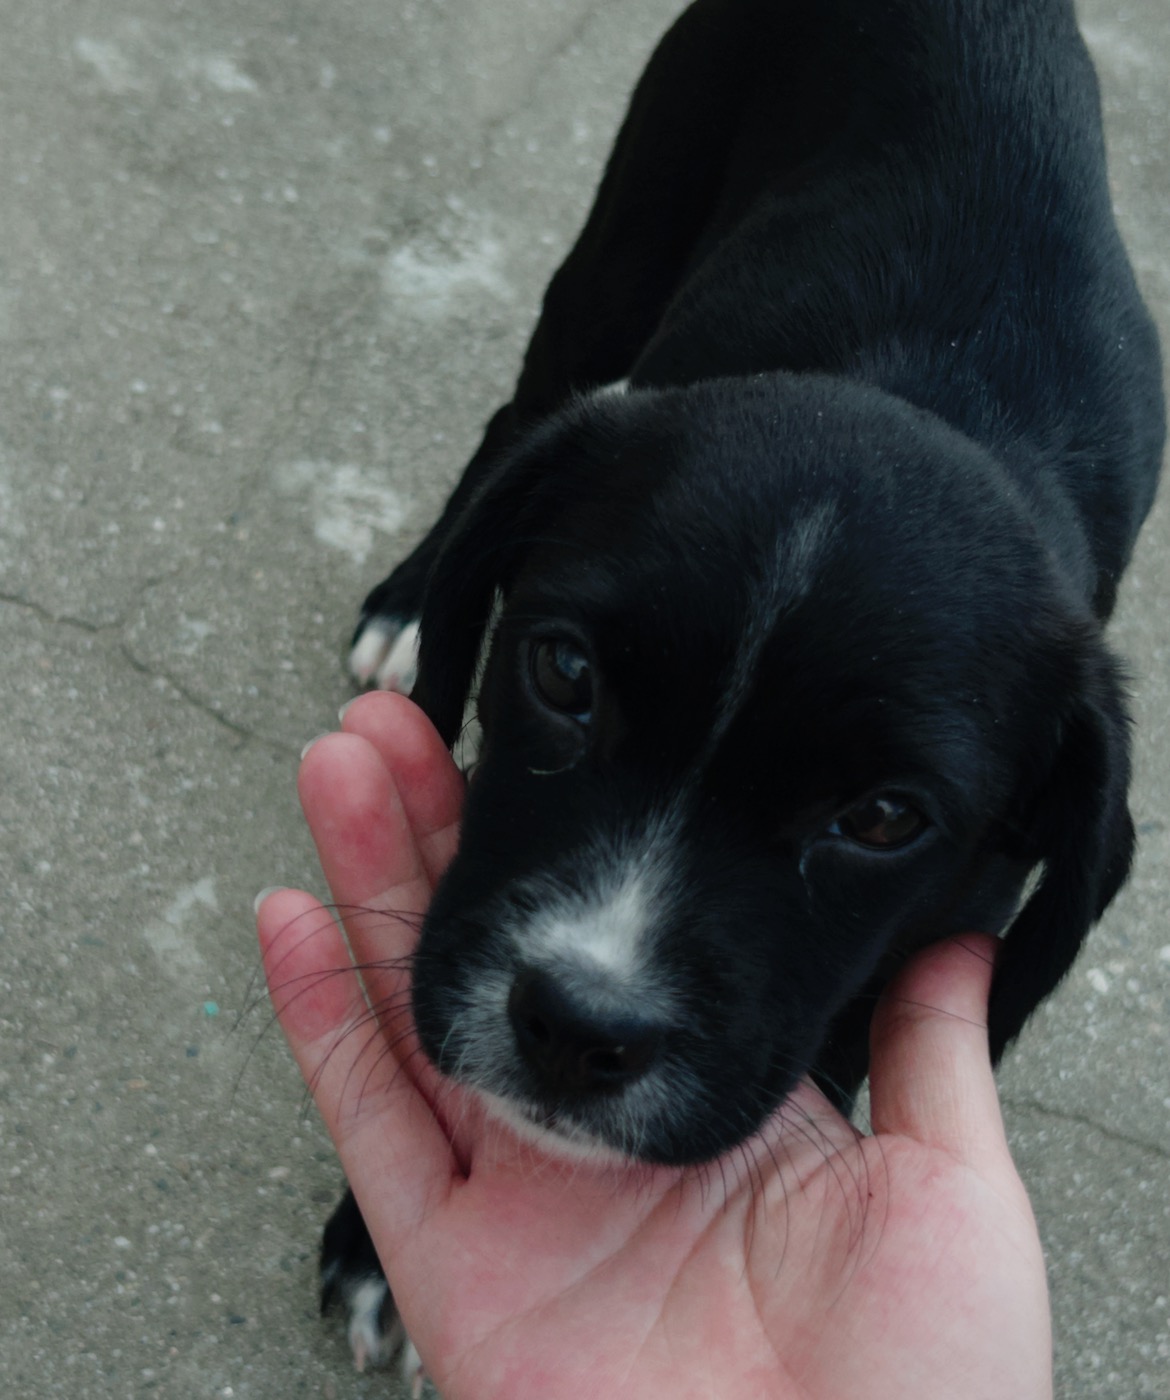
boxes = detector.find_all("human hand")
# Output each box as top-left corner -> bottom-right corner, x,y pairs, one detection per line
257,690 -> 1052,1400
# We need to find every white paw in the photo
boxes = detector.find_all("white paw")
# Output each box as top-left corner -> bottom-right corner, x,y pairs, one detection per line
345,1277 -> 403,1373
348,617 -> 421,693
401,1336 -> 428,1397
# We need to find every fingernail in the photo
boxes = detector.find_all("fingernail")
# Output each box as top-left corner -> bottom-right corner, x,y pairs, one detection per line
338,697 -> 359,723
254,886 -> 287,915
300,733 -> 330,760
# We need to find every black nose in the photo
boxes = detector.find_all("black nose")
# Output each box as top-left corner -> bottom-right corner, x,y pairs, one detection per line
507,965 -> 664,1096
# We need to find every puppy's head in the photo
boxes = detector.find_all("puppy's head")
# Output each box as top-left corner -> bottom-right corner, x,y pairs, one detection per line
409,375 -> 1133,1164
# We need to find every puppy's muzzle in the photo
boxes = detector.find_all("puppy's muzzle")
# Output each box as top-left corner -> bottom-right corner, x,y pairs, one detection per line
507,963 -> 665,1098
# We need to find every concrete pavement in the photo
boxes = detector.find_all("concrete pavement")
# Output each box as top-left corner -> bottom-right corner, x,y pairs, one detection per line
1,1 -> 1167,1395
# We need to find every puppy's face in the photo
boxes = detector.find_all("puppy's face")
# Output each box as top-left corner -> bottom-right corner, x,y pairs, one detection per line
410,377 -> 1132,1164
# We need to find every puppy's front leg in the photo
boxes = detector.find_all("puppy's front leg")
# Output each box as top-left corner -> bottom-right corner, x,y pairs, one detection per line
511,0 -> 751,415
351,0 -> 752,690
320,1186 -> 427,1390
349,403 -> 517,690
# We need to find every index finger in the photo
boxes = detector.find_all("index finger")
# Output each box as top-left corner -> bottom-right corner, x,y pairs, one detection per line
339,691 -> 464,886
297,732 -> 431,1016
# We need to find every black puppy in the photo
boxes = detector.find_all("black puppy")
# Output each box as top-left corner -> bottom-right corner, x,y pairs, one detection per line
323,0 -> 1164,1370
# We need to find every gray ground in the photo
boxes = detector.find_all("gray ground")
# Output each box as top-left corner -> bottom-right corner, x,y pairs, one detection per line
1,1 -> 1168,1396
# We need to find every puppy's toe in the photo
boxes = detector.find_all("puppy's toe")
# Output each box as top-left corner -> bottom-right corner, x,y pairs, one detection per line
401,1336 -> 428,1397
374,618 -> 420,692
321,1189 -> 415,1373
349,616 -> 420,693
324,1268 -> 404,1372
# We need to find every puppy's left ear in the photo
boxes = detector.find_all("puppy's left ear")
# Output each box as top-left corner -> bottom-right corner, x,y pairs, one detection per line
988,641 -> 1135,1060
411,417 -> 565,748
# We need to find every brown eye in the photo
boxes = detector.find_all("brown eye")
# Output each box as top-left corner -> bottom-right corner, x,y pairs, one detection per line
835,795 -> 925,849
531,639 -> 593,720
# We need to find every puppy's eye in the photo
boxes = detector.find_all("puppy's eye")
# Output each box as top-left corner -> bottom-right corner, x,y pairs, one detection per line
833,795 -> 925,849
531,639 -> 593,720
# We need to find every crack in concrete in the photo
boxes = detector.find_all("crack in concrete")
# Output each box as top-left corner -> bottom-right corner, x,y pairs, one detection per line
2,591 -> 301,758
0,589 -> 124,633
1003,1094 -> 1170,1162
117,640 -> 301,758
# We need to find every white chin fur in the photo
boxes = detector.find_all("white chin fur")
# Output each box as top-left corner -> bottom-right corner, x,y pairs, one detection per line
477,1090 -> 631,1165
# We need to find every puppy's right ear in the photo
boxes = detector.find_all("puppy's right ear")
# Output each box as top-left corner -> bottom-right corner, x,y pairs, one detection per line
987,638 -> 1135,1060
411,421 -> 558,748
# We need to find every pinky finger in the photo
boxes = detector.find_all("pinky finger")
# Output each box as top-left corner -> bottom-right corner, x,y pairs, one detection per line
257,887 -> 394,1110
255,887 -> 461,1253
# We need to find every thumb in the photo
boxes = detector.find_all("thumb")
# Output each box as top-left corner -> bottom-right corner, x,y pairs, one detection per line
868,934 -> 1016,1178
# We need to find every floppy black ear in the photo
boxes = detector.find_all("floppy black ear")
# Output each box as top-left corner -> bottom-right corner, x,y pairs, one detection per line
987,645 -> 1135,1060
411,461 -> 531,748
410,416 -> 567,749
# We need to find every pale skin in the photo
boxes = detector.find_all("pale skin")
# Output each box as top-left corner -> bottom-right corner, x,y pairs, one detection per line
256,690 -> 1054,1400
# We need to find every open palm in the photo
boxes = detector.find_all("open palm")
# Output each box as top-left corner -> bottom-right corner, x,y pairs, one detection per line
258,691 -> 1052,1400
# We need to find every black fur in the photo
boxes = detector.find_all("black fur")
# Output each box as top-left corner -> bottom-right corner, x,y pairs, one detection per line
326,0 -> 1163,1358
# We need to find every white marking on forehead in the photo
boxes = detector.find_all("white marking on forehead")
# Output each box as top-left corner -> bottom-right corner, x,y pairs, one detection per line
783,503 -> 837,589
710,501 -> 838,748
